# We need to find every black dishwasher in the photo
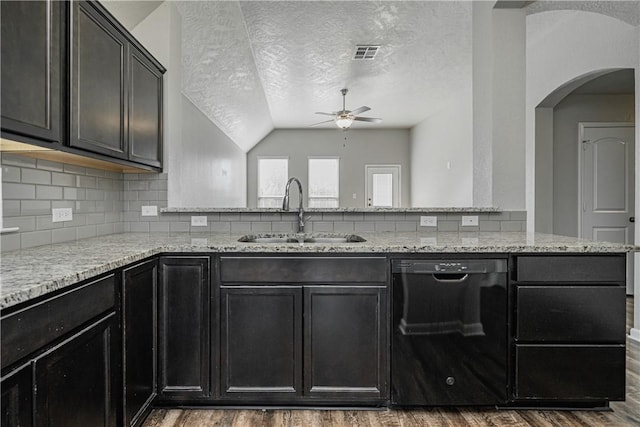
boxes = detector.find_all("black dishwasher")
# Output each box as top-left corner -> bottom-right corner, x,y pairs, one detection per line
391,258 -> 508,406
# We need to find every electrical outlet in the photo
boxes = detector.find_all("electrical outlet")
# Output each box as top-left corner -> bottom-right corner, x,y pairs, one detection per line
191,216 -> 207,227
420,216 -> 437,227
461,215 -> 479,227
52,208 -> 73,223
141,205 -> 158,217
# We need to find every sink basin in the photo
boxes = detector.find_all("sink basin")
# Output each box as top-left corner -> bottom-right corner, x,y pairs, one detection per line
238,233 -> 366,244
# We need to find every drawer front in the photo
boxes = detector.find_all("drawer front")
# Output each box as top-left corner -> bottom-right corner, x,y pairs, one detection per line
220,257 -> 387,284
515,345 -> 625,401
516,286 -> 626,343
1,275 -> 116,370
516,255 -> 625,283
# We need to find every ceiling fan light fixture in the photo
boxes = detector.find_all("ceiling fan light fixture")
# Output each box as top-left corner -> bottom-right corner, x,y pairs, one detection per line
335,114 -> 354,129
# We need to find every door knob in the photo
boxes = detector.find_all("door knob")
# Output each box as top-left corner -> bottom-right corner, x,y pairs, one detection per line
630,217 -> 635,223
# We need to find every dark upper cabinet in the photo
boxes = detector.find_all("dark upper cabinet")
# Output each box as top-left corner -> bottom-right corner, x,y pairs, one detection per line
220,286 -> 303,401
158,257 -> 211,401
35,314 -> 118,427
304,286 -> 388,400
123,259 -> 157,427
1,363 -> 33,427
70,0 -> 128,158
1,0 -> 62,143
128,47 -> 163,167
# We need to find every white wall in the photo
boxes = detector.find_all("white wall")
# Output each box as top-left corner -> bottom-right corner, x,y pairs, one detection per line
552,94 -> 634,237
180,96 -> 247,207
132,2 -> 247,208
247,129 -> 410,208
534,108 -> 554,234
410,88 -> 473,207
525,10 -> 638,232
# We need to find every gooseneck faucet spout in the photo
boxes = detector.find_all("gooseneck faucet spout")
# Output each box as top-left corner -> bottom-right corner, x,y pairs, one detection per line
282,177 -> 307,233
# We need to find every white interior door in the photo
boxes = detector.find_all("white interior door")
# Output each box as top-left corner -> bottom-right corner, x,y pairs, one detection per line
580,123 -> 635,294
365,165 -> 401,208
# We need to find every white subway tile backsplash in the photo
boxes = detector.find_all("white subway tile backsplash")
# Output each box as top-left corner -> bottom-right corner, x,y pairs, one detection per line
21,230 -> 52,248
36,159 -> 64,172
52,228 -> 77,244
21,200 -> 51,215
2,166 -> 21,182
36,185 -> 63,200
4,183 -> 36,199
21,169 -> 50,185
77,225 -> 98,240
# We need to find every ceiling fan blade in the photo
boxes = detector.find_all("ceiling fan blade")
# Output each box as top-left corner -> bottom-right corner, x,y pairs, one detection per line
353,116 -> 382,123
310,119 -> 334,127
315,112 -> 335,116
349,106 -> 371,115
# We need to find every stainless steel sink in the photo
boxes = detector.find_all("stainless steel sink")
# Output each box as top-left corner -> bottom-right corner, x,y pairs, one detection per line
238,233 -> 366,244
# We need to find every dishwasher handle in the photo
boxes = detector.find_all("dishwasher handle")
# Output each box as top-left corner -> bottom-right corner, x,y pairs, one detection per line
432,273 -> 469,283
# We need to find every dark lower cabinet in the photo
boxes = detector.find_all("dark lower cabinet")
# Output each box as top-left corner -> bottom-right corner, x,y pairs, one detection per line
123,259 -> 157,426
1,0 -> 62,143
220,286 -> 303,401
158,256 -> 211,401
304,286 -> 388,401
1,363 -> 33,427
35,314 -> 118,427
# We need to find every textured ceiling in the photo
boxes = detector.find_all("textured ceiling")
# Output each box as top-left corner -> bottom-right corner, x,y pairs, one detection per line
526,1 -> 640,26
176,1 -> 472,152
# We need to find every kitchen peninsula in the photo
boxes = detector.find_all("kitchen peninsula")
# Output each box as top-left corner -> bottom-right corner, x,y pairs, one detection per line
0,230 -> 633,426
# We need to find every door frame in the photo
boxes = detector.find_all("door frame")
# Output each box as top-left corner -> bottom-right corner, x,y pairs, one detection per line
577,122 -> 635,240
364,164 -> 402,208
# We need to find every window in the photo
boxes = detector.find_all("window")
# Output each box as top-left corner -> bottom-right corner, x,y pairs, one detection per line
257,157 -> 288,208
308,157 -> 339,208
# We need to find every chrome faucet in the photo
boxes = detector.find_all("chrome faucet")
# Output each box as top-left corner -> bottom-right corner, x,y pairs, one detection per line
282,177 -> 307,233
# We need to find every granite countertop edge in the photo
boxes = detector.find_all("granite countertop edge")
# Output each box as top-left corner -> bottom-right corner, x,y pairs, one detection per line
1,231 -> 634,310
160,207 -> 503,213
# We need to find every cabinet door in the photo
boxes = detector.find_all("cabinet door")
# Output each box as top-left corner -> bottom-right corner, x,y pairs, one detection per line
1,0 -> 61,143
70,1 -> 127,158
158,257 -> 210,401
34,314 -> 118,427
128,47 -> 163,168
220,286 -> 302,401
123,259 -> 157,426
304,286 -> 388,400
1,363 -> 33,427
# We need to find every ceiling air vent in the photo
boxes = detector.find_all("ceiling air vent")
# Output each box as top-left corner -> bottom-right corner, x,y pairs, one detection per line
353,45 -> 380,60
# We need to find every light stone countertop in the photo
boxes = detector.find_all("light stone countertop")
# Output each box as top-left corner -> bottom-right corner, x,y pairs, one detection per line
0,231 -> 634,310
160,207 -> 502,213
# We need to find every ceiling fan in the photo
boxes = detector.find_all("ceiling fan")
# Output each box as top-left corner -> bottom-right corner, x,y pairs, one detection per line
312,88 -> 382,130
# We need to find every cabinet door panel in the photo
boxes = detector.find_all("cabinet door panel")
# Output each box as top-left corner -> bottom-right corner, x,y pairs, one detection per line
1,0 -> 61,142
70,1 -> 127,158
1,363 -> 33,427
221,287 -> 302,400
123,259 -> 157,426
516,255 -> 625,283
304,286 -> 388,399
516,285 -> 626,343
158,257 -> 210,400
128,48 -> 162,167
515,345 -> 625,401
35,314 -> 117,427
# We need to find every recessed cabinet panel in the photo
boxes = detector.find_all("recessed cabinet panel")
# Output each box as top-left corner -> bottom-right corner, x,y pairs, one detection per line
34,315 -> 117,427
516,286 -> 626,343
123,259 -> 157,426
516,255 -> 625,283
158,257 -> 210,400
1,0 -> 61,142
129,49 -> 162,167
304,286 -> 388,399
515,345 -> 625,401
220,257 -> 387,283
71,2 -> 127,158
1,363 -> 33,427
221,287 -> 302,400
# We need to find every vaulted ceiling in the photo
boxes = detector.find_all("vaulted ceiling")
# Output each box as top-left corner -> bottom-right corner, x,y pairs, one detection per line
103,0 -> 639,153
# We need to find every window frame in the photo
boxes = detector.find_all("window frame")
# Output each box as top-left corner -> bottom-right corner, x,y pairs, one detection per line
307,156 -> 340,208
257,156 -> 289,208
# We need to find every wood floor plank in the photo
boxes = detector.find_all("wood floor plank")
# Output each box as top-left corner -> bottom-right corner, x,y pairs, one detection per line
143,297 -> 638,427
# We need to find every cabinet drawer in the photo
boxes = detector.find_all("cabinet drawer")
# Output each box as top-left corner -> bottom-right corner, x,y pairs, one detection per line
516,255 -> 625,282
1,275 -> 116,370
516,286 -> 626,343
220,257 -> 387,283
515,345 -> 625,401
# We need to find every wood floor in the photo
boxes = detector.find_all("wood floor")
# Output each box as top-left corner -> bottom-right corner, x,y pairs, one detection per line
143,298 -> 639,427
